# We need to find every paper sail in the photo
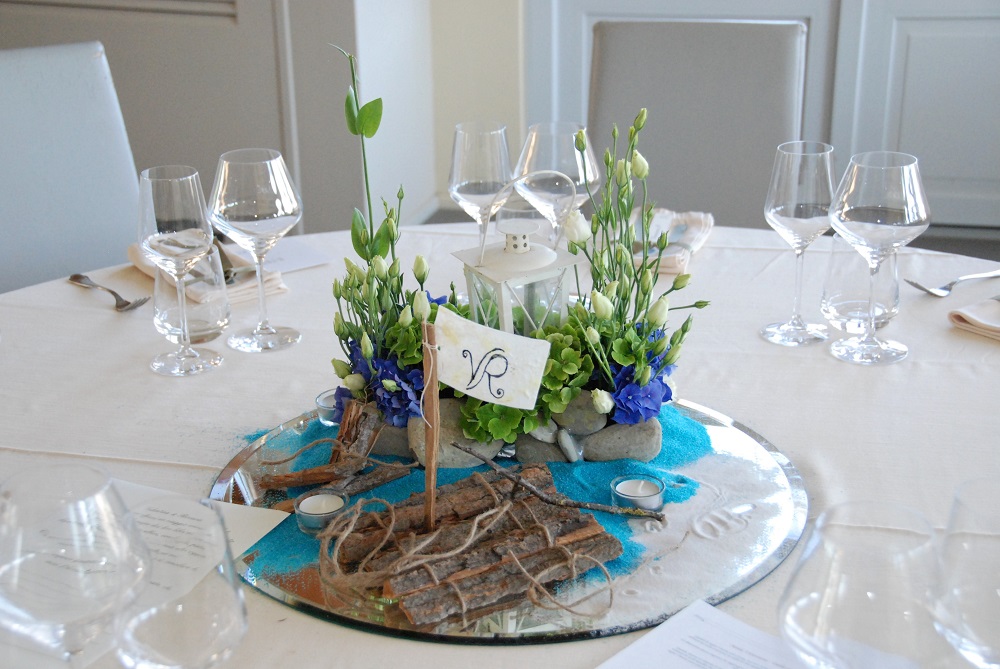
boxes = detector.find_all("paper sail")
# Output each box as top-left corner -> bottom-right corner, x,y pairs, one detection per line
433,308 -> 551,410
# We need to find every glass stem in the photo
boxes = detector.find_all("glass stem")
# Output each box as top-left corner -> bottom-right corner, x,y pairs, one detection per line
252,251 -> 273,335
175,271 -> 195,357
864,259 -> 881,343
790,248 -> 806,326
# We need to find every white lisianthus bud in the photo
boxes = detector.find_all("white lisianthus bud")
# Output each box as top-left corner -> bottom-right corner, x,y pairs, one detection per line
371,255 -> 388,280
563,209 -> 591,244
398,304 -> 413,327
333,312 -> 347,338
646,295 -> 670,329
344,374 -> 367,391
413,255 -> 430,285
615,159 -> 629,185
603,280 -> 619,300
591,389 -> 614,414
360,332 -> 374,359
332,359 -> 352,378
412,290 -> 431,321
590,290 -> 613,320
585,326 -> 601,345
381,379 -> 400,392
631,150 -> 649,180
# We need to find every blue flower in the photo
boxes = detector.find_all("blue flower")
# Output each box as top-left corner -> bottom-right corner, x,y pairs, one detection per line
611,379 -> 666,424
329,386 -> 355,424
372,357 -> 424,428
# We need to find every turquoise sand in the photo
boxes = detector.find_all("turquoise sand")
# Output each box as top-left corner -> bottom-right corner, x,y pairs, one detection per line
242,403 -> 712,579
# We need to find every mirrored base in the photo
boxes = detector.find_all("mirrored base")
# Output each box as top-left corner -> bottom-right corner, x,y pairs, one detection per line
829,336 -> 908,365
150,347 -> 223,376
227,326 -> 300,353
759,321 -> 829,346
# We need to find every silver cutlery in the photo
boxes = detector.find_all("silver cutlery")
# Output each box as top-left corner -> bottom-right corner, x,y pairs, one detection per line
904,268 -> 1000,297
68,273 -> 149,311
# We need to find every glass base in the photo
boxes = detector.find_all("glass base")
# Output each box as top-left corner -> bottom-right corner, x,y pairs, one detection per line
227,325 -> 301,353
759,321 -> 829,346
150,347 -> 223,376
829,335 -> 908,365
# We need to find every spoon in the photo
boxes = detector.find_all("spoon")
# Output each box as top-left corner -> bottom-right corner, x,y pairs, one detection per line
68,274 -> 149,311
904,268 -> 1000,297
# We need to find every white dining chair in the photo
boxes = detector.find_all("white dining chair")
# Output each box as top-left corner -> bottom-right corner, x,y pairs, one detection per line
0,41 -> 138,293
588,20 -> 807,228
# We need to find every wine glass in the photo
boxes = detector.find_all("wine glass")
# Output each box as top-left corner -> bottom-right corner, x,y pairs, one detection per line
778,501 -> 947,668
116,497 -> 248,669
820,232 -> 900,334
0,464 -> 147,665
933,478 -> 1000,667
513,122 -> 599,244
759,141 -> 835,346
448,122 -> 512,247
512,170 -> 577,247
207,148 -> 303,353
829,151 -> 930,364
138,165 -> 223,376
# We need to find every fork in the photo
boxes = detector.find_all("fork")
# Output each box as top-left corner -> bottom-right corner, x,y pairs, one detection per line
68,274 -> 150,311
904,268 -> 1000,297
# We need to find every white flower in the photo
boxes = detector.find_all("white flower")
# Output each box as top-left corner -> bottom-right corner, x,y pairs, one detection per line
646,295 -> 670,329
591,389 -> 614,414
631,150 -> 649,180
412,290 -> 431,321
563,209 -> 591,244
344,374 -> 367,391
590,290 -> 613,319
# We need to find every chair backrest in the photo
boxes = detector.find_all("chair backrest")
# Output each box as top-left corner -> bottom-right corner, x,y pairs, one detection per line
588,20 -> 806,228
0,41 -> 138,293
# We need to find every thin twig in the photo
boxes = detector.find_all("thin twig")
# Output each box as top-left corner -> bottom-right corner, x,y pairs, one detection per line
448,442 -> 665,522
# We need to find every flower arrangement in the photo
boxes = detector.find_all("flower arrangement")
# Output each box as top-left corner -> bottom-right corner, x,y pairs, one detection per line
563,109 -> 708,425
328,48 -> 462,428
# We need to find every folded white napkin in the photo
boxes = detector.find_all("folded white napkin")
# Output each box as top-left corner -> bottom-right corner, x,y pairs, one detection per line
128,243 -> 287,304
632,208 -> 714,274
949,297 -> 1000,342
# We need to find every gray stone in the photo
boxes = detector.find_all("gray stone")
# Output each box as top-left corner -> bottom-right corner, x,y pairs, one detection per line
581,418 -> 662,462
350,402 -> 412,458
514,434 -> 568,463
557,429 -> 581,462
528,418 -> 558,444
552,392 -> 608,436
407,398 -> 504,468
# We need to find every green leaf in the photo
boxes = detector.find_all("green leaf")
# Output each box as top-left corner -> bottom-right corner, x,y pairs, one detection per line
372,217 -> 392,258
350,208 -> 370,260
344,87 -> 360,136
357,98 -> 383,139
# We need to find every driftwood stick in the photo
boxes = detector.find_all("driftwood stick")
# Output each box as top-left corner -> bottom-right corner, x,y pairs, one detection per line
422,322 -> 440,531
448,442 -> 665,523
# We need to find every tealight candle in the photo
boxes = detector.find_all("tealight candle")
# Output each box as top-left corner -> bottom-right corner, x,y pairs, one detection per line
314,389 -> 339,427
610,475 -> 665,510
293,488 -> 349,535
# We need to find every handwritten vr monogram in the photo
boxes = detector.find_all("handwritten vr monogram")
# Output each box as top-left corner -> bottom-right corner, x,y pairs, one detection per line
434,308 -> 550,410
464,347 -> 509,400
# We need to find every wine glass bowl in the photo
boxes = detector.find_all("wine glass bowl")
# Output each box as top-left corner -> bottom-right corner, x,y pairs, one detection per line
448,121 -> 512,246
138,165 -> 223,376
0,464 -> 147,663
208,148 -> 302,353
759,141 -> 835,346
512,170 -> 577,246
828,151 -> 930,365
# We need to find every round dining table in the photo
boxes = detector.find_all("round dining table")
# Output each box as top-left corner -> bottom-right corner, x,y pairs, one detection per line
2,222 -> 998,668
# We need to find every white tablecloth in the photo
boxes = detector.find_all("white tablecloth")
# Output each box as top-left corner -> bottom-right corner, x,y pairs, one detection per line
2,223 -> 998,668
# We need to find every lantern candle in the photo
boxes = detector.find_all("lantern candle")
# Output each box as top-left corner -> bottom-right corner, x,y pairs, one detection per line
293,488 -> 349,535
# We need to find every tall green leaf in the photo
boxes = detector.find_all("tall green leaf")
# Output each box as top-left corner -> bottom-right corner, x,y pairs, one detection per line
356,98 -> 383,139
350,208 -> 369,260
344,86 -> 359,136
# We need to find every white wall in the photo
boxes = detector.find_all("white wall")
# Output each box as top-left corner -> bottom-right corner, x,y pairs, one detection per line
355,0 -> 438,227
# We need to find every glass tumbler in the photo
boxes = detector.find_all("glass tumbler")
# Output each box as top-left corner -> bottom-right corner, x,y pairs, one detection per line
154,245 -> 231,345
820,233 -> 899,335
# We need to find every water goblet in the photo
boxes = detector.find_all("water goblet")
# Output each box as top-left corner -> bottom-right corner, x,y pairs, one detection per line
448,121 -> 512,247
829,151 -> 930,364
116,497 -> 248,669
820,232 -> 900,334
0,464 -> 147,665
933,477 -> 1000,668
778,501 -> 946,668
759,141 -> 835,346
512,170 -> 577,248
153,244 -> 231,346
138,165 -> 222,376
208,148 -> 303,353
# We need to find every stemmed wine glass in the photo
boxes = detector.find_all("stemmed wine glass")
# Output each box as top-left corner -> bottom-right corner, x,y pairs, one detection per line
138,165 -> 222,376
829,151 -> 930,365
448,122 -> 511,248
778,501 -> 948,668
116,497 -> 248,669
0,464 -> 147,666
208,148 -> 303,353
759,141 -> 835,346
513,122 -> 599,245
933,478 -> 1000,668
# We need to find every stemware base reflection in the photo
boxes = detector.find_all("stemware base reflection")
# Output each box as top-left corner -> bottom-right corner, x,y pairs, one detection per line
150,347 -> 223,376
227,325 -> 301,353
829,335 -> 907,365
759,320 -> 829,346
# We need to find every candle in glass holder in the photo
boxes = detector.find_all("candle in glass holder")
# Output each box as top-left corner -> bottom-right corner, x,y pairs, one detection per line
293,488 -> 348,535
611,475 -> 665,510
